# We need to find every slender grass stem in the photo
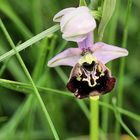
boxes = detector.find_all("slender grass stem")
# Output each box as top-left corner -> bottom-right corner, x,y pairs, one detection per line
101,94 -> 110,133
55,67 -> 90,120
90,97 -> 99,140
89,0 -> 99,9
113,102 -> 137,140
0,0 -> 33,38
0,24 -> 60,62
91,0 -> 116,138
0,78 -> 73,97
0,59 -> 9,76
0,77 -> 139,123
0,20 -> 60,140
0,95 -> 34,139
115,0 -> 132,139
101,0 -> 120,132
79,0 -> 87,6
32,38 -> 48,81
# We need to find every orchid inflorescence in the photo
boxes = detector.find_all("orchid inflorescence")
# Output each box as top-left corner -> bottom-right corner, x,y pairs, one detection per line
48,6 -> 128,99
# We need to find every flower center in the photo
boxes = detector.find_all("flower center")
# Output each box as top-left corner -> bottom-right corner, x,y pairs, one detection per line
79,52 -> 97,65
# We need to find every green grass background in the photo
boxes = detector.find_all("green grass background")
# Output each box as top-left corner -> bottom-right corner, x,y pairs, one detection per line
0,0 -> 140,139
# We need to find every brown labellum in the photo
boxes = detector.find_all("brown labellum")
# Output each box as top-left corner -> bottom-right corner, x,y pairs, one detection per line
66,61 -> 116,99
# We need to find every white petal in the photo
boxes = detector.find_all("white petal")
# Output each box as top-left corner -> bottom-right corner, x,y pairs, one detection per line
91,42 -> 128,64
63,18 -> 95,37
53,7 -> 76,22
47,48 -> 82,67
61,7 -> 96,32
60,8 -> 78,31
60,6 -> 96,42
62,33 -> 87,42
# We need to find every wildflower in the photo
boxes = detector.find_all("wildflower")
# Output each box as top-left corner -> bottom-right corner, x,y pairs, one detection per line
53,6 -> 96,42
48,32 -> 128,99
48,6 -> 128,99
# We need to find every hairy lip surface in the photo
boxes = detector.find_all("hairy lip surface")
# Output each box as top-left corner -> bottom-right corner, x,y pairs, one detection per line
67,63 -> 116,99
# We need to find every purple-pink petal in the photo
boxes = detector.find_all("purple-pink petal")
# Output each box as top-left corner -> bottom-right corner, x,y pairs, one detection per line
47,48 -> 82,67
91,42 -> 128,64
77,32 -> 93,49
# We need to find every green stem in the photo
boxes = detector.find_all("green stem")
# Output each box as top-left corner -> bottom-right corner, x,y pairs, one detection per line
89,0 -> 99,9
79,0 -> 87,6
101,0 -> 120,132
115,0 -> 132,139
101,62 -> 112,134
55,67 -> 90,120
0,20 -> 59,140
90,97 -> 99,140
0,24 -> 59,62
0,59 -> 9,76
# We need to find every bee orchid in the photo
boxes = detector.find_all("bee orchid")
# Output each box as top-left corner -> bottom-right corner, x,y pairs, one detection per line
48,6 -> 128,99
48,32 -> 128,99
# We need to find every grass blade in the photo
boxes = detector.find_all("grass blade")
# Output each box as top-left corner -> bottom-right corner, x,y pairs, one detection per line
0,24 -> 60,62
115,0 -> 132,139
98,0 -> 116,41
0,19 -> 60,140
79,0 -> 87,6
0,0 -> 32,38
55,67 -> 90,120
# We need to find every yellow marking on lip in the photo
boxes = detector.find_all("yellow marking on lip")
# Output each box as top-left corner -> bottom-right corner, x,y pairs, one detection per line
100,72 -> 105,77
79,53 -> 97,65
76,76 -> 81,81
97,65 -> 104,77
82,78 -> 97,87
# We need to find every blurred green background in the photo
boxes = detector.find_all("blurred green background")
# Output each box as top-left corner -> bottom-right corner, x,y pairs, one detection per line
0,0 -> 140,140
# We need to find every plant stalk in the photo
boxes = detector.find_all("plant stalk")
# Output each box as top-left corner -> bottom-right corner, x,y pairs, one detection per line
115,0 -> 132,139
90,97 -> 99,140
0,20 -> 60,140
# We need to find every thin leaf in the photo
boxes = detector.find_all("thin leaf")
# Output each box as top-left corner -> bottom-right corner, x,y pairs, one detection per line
117,108 -> 140,122
0,24 -> 60,62
31,0 -> 43,34
0,78 -> 72,97
0,20 -> 60,140
91,10 -> 101,21
99,102 -> 140,122
114,107 -> 137,140
0,96 -> 34,139
79,0 -> 87,6
0,0 -> 32,38
32,38 -> 48,81
55,67 -> 90,120
89,0 -> 99,9
115,0 -> 132,138
0,44 -> 28,82
98,0 -> 116,41
0,78 -> 139,123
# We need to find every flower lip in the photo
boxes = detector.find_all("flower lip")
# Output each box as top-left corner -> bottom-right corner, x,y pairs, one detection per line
67,62 -> 116,99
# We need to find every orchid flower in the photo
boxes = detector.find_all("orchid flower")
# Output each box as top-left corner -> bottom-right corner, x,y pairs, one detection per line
48,7 -> 128,99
